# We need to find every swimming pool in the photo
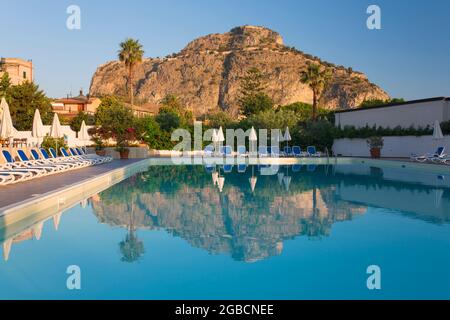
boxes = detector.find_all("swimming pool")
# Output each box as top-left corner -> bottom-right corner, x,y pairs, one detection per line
1,160 -> 450,299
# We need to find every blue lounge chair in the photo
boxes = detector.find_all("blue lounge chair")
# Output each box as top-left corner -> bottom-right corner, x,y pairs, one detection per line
411,147 -> 446,163
0,150 -> 45,184
258,146 -> 268,157
205,164 -> 214,173
39,148 -> 80,169
16,149 -> 63,174
307,146 -> 322,157
237,163 -> 247,173
204,145 -> 214,157
69,148 -> 103,165
271,146 -> 280,157
219,146 -> 232,157
292,146 -> 306,157
284,146 -> 292,157
60,148 -> 94,166
1,150 -> 47,177
30,149 -> 74,170
292,164 -> 302,172
237,145 -> 247,157
223,164 -> 233,173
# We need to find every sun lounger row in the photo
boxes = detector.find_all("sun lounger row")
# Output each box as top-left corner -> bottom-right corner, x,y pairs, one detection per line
0,147 -> 112,186
203,145 -> 323,157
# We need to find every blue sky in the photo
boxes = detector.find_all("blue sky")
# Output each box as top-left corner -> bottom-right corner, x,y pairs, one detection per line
1,0 -> 449,99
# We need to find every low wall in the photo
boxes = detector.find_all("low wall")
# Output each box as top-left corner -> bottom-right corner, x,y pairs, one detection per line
86,146 -> 151,159
332,135 -> 450,157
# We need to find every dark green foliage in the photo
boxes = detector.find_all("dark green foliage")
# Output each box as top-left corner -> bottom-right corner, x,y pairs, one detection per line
358,98 -> 405,108
238,67 -> 274,116
4,81 -> 53,130
0,72 -> 11,98
70,111 -> 95,132
155,107 -> 181,132
240,93 -> 274,117
41,135 -> 67,155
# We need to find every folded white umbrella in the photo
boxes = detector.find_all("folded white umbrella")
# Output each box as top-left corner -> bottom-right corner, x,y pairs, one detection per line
249,176 -> 257,192
0,97 -> 15,140
212,129 -> 219,143
433,120 -> 444,140
217,126 -> 225,142
217,176 -> 225,193
32,108 -> 45,146
50,113 -> 63,138
50,113 -> 63,154
78,120 -> 89,146
249,126 -> 258,156
249,127 -> 258,142
283,127 -> 292,142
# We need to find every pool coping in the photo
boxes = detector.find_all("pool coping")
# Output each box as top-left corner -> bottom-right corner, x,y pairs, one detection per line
1,156 -> 450,232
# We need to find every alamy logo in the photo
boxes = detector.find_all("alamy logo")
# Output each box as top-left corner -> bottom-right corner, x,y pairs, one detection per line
366,265 -> 381,290
66,5 -> 81,30
66,265 -> 81,290
366,5 -> 381,30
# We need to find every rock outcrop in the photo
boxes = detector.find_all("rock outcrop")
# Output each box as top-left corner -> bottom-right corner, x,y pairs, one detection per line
89,25 -> 389,116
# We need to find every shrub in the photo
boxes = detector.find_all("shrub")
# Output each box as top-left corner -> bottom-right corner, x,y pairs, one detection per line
41,135 -> 67,155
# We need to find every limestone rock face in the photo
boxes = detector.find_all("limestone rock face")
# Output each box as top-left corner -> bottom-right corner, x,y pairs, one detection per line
89,25 -> 389,116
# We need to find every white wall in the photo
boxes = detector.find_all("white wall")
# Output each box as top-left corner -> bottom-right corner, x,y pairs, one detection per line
332,135 -> 450,158
335,99 -> 449,129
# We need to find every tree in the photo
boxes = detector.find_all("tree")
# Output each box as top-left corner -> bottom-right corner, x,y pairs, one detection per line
0,72 -> 11,98
118,38 -> 144,108
300,63 -> 332,121
159,94 -> 193,128
6,81 -> 53,130
70,111 -> 95,132
155,107 -> 181,132
94,96 -> 135,145
238,67 -> 274,117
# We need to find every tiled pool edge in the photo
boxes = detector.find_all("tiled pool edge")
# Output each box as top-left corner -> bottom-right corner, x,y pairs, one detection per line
0,159 -> 151,228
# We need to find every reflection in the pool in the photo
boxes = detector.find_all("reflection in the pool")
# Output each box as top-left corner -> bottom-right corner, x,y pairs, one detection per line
2,164 -> 449,263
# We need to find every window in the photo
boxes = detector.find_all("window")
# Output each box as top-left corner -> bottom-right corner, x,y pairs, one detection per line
23,71 -> 27,79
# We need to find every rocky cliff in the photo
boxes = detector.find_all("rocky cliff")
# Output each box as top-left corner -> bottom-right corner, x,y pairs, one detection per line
89,25 -> 389,116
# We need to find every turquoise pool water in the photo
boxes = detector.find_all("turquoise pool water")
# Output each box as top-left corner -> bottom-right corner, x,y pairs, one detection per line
1,163 -> 450,299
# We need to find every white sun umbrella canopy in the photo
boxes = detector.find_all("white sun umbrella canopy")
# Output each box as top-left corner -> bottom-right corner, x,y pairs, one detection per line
217,176 -> 225,193
50,113 -> 63,154
249,126 -> 258,155
283,127 -> 292,147
432,120 -> 444,152
78,120 -> 89,147
249,176 -> 257,192
217,126 -> 225,142
50,113 -> 63,138
0,97 -> 15,141
32,108 -> 45,146
433,120 -> 444,140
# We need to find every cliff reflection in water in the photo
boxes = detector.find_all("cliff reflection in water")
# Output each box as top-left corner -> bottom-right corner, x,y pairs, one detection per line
91,165 -> 367,262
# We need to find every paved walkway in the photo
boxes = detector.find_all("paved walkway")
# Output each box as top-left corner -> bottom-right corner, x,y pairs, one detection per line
0,159 -> 142,209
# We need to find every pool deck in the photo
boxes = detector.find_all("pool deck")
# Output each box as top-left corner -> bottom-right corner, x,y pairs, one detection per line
0,159 -> 142,209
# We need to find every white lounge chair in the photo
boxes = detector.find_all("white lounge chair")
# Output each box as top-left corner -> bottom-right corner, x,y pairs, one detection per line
411,147 -> 446,163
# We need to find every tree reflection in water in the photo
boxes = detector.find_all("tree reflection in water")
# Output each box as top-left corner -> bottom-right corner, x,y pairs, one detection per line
91,164 -> 450,262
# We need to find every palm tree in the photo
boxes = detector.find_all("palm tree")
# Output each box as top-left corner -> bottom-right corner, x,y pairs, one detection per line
300,63 -> 332,121
118,38 -> 144,108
